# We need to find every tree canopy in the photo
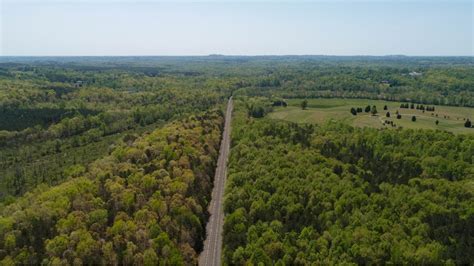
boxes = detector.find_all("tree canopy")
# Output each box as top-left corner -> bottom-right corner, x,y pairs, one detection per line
223,102 -> 474,264
0,110 -> 224,265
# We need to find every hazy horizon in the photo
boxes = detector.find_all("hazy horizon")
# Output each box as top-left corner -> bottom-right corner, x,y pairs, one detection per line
0,54 -> 473,58
1,0 -> 473,56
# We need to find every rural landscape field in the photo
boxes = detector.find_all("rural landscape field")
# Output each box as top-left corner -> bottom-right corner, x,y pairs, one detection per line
269,98 -> 474,134
1,0 -> 473,265
0,56 -> 472,265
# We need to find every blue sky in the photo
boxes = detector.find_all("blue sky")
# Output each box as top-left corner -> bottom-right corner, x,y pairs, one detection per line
1,0 -> 472,56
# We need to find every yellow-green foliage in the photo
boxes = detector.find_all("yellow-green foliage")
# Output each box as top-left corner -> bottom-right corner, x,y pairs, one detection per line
0,110 -> 224,265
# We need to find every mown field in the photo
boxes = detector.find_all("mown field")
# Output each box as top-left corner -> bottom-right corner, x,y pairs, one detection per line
269,98 -> 474,134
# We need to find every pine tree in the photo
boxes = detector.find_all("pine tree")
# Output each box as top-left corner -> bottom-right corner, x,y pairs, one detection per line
371,105 -> 378,115
465,119 -> 472,128
301,100 -> 308,110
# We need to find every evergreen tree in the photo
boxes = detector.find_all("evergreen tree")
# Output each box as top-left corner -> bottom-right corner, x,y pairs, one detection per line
465,119 -> 472,128
301,100 -> 308,110
371,105 -> 378,115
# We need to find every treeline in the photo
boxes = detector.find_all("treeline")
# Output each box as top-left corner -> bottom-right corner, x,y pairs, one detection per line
350,105 -> 378,115
0,123 -> 162,199
4,57 -> 474,111
0,107 -> 98,131
0,110 -> 224,265
223,105 -> 473,264
244,97 -> 274,118
0,88 -> 222,147
0,93 -> 221,199
399,103 -> 435,111
0,63 -> 229,200
233,66 -> 474,107
0,101 -> 210,147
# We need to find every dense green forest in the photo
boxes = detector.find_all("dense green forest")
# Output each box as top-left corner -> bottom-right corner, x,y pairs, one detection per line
0,56 -> 473,264
237,65 -> 474,107
0,110 -> 223,264
0,60 -> 232,200
223,102 -> 473,264
2,56 -> 474,108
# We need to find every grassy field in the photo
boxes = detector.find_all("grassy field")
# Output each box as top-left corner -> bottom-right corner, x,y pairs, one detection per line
268,98 -> 474,134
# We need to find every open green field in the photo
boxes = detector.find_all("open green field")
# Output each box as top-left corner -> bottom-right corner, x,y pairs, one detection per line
269,98 -> 474,134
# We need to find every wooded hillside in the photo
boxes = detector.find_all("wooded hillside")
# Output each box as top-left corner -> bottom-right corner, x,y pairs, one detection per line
0,110 -> 223,265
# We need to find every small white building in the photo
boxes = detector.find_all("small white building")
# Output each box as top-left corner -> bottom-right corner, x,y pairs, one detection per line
409,71 -> 422,77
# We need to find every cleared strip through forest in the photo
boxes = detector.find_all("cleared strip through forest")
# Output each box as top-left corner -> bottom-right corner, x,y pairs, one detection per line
199,97 -> 233,266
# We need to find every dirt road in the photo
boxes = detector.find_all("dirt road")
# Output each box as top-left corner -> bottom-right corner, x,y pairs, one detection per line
199,97 -> 233,266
